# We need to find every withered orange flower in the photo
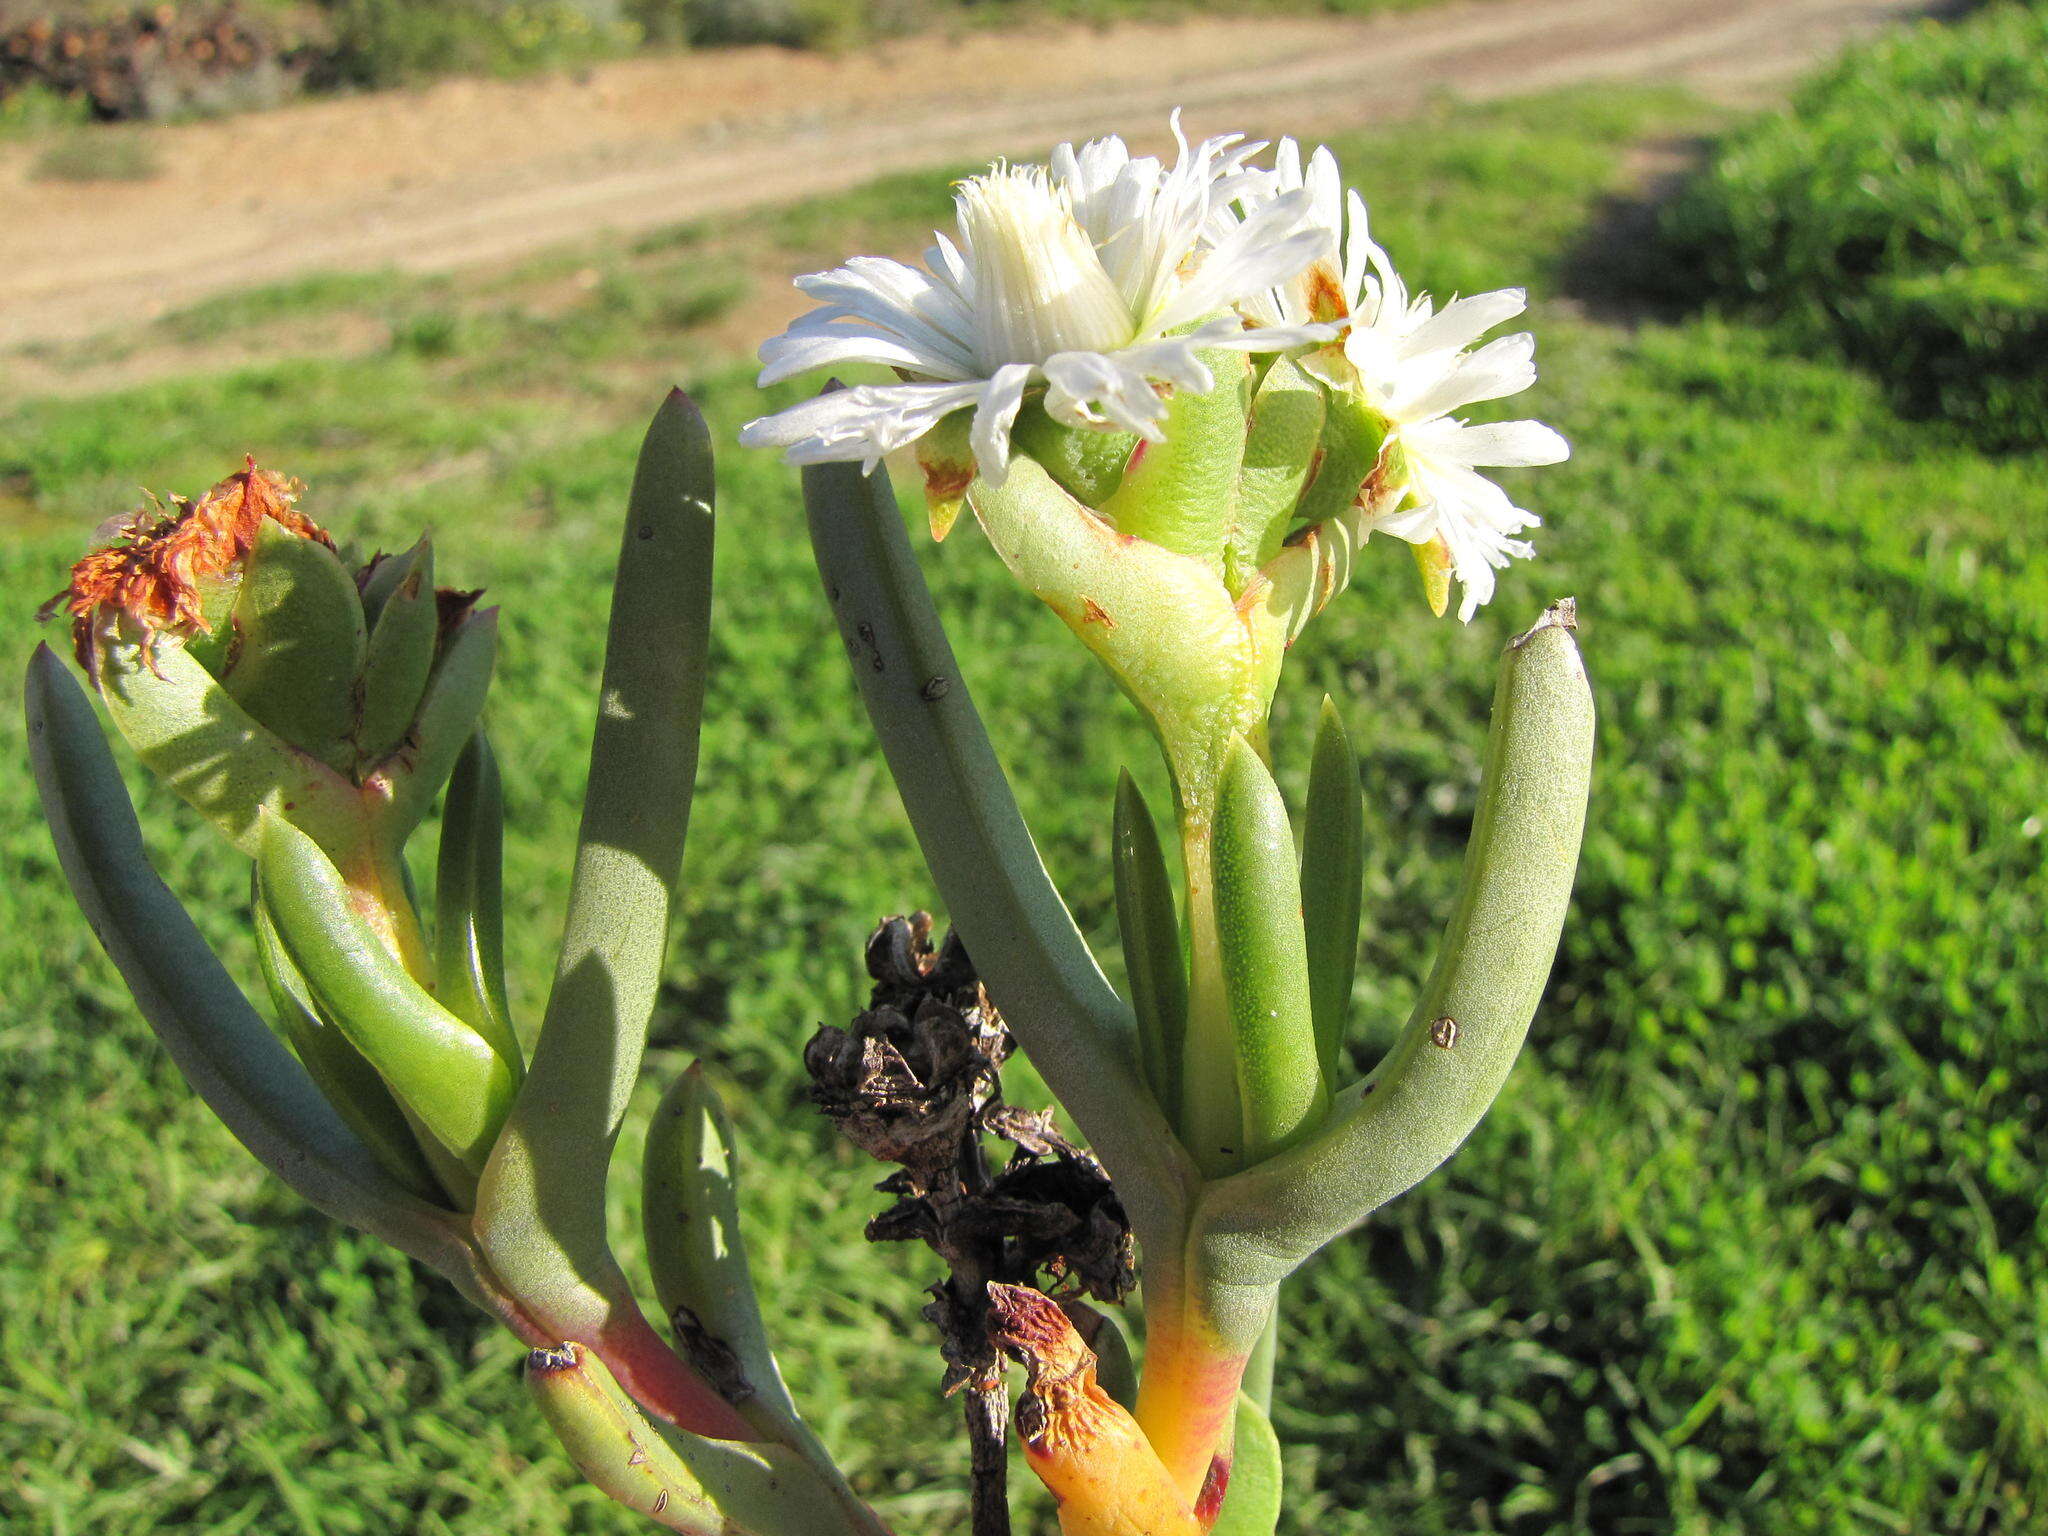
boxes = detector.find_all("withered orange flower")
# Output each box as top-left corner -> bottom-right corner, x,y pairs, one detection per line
988,1283 -> 1200,1536
39,458 -> 331,677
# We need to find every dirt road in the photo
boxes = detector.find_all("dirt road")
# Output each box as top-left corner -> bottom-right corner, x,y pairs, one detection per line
0,0 -> 1939,352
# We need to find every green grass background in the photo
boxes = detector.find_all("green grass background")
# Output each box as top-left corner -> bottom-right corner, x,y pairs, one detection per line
2,80 -> 2043,1536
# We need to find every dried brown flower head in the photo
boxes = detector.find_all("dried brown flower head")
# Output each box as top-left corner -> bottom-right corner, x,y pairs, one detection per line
39,458 -> 330,676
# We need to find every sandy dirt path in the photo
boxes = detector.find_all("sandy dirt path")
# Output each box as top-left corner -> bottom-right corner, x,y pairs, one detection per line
0,0 -> 1940,352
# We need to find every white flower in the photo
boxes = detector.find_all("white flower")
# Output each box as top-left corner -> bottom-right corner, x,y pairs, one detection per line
1229,140 -> 1570,622
739,117 -> 1335,487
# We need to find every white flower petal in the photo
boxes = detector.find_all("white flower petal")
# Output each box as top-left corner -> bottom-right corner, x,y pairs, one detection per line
1156,188 -> 1329,333
1396,288 -> 1527,361
739,381 -> 983,470
757,325 -> 968,387
1042,347 -> 1181,439
1408,417 -> 1571,468
970,363 -> 1037,486
1397,332 -> 1538,419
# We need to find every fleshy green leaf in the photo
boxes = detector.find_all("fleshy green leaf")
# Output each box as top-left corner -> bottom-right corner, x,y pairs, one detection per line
526,1344 -> 873,1536
643,1066 -> 804,1430
1212,737 -> 1328,1166
1194,604 -> 1595,1282
472,391 -> 750,1443
1301,697 -> 1364,1085
252,874 -> 442,1199
95,624 -> 365,859
1113,769 -> 1187,1123
219,520 -> 366,771
1208,1394 -> 1284,1536
23,645 -> 488,1297
258,812 -> 516,1188
383,606 -> 496,837
434,731 -> 522,1073
356,535 -> 439,765
802,449 -> 1192,1252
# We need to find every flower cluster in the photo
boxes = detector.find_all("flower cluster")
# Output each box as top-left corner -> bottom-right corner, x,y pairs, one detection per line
743,115 -> 1569,622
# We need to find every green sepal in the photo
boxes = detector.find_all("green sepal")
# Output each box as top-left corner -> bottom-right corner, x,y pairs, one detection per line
1291,384 -> 1390,531
219,520 -> 366,772
1010,401 -> 1137,508
356,535 -> 439,766
1301,697 -> 1364,1085
1229,357 -> 1325,594
1208,1394 -> 1284,1536
1211,736 -> 1327,1167
1193,604 -> 1595,1283
252,873 -> 442,1199
258,812 -> 516,1190
1113,769 -> 1187,1123
95,624 -> 366,859
1100,345 -> 1253,571
24,645 -> 491,1295
473,391 -> 751,1444
914,409 -> 975,542
526,1344 -> 872,1536
803,446 -> 1193,1257
434,731 -> 522,1074
383,606 -> 497,838
967,455 -> 1281,817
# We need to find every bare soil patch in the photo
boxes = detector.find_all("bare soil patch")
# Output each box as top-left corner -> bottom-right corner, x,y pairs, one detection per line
0,0 -> 1939,364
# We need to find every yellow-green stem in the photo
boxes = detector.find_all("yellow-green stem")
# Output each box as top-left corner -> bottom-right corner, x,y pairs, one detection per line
1135,1286 -> 1253,1518
1178,814 -> 1242,1178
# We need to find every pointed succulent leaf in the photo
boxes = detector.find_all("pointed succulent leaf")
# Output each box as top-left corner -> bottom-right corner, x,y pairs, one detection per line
1113,769 -> 1187,1121
472,391 -> 752,1443
434,731 -> 522,1073
358,539 -> 422,629
218,519 -> 367,772
252,876 -> 443,1198
259,812 -> 517,1188
1194,604 -> 1594,1282
803,450 -> 1193,1252
1208,1395 -> 1284,1536
1211,736 -> 1327,1166
643,1066 -> 804,1430
383,606 -> 497,838
1229,357 -> 1325,593
1301,697 -> 1365,1084
356,536 -> 440,765
24,645 -> 489,1296
1100,345 -> 1253,570
94,624 -> 365,858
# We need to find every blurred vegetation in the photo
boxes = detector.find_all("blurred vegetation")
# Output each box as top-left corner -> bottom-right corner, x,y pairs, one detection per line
1,0 -> 1462,111
2,72 -> 2044,1536
1658,0 -> 2048,450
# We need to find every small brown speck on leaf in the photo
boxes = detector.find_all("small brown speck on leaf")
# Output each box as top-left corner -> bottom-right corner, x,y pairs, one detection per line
1430,1016 -> 1459,1049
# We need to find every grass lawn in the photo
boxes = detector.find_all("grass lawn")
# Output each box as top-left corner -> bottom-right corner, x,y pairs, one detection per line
2,85 -> 2043,1535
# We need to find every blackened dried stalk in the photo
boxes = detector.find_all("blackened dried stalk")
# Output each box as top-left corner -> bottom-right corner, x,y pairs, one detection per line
806,914 -> 1136,1536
